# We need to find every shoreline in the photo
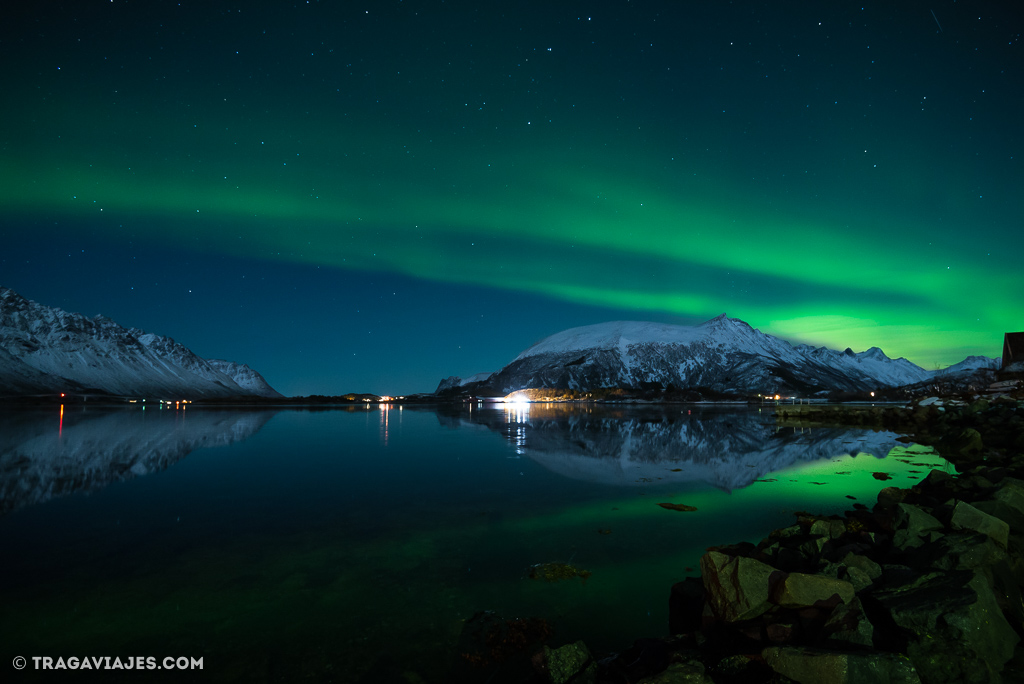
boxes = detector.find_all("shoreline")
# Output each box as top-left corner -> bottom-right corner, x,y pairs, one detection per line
449,395 -> 1024,684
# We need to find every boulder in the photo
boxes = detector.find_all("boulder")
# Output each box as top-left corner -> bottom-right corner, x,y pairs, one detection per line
762,646 -> 921,684
950,501 -> 1010,548
543,641 -> 596,684
877,487 -> 907,509
921,469 -> 954,487
821,560 -> 876,593
872,569 -> 1019,684
843,565 -> 876,593
973,499 -> 1024,536
938,427 -> 984,457
810,519 -> 848,541
636,660 -> 714,684
713,655 -> 767,682
824,596 -> 874,648
773,572 -> 855,609
842,552 -> 882,581
700,551 -> 779,622
448,611 -> 553,683
908,531 -> 1006,572
892,503 -> 945,550
974,481 -> 1024,534
968,399 -> 991,414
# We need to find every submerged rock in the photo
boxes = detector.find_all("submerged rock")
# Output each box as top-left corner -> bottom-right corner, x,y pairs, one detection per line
542,641 -> 596,684
528,562 -> 592,583
448,611 -> 554,683
657,502 -> 698,512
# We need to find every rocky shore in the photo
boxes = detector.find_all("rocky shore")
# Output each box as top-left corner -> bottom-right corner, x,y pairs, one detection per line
449,389 -> 1024,684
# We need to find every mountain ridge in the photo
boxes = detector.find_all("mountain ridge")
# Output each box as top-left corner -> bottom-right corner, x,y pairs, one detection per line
0,286 -> 282,398
439,316 -> 999,396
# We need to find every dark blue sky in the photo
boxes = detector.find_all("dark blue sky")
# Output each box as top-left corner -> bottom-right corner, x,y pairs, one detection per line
2,1 -> 1021,395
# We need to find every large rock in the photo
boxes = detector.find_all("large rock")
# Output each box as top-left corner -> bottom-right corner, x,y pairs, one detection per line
700,551 -> 779,622
839,552 -> 883,592
824,597 -> 874,648
877,486 -> 907,509
938,427 -> 984,457
636,660 -> 714,684
908,531 -> 1007,572
975,482 -> 1024,534
842,553 -> 882,579
950,501 -> 1010,548
447,611 -> 554,684
810,519 -> 848,551
773,572 -> 855,609
762,646 -> 921,684
893,504 -> 944,550
543,641 -> 596,684
872,570 -> 1019,684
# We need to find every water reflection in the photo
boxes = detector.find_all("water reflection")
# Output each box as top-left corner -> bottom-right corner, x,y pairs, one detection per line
0,407 -> 277,514
0,404 -> 947,682
442,403 -> 906,490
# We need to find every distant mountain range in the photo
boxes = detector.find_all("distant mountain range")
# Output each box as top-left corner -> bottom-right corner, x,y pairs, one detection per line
0,287 -> 282,398
438,315 -> 999,397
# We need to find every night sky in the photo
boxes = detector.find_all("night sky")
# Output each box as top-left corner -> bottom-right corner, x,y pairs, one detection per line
2,1 -> 1020,396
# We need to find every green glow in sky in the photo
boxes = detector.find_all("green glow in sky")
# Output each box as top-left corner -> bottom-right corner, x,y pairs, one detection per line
2,1 -> 1020,373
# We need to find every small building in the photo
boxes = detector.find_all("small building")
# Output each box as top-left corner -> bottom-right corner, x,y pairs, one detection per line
1004,331 -> 1024,369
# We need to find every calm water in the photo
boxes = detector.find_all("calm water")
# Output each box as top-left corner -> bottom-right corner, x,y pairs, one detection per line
0,404 -> 951,682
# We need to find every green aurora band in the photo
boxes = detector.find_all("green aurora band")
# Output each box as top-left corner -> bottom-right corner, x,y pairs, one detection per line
2,86 -> 1019,370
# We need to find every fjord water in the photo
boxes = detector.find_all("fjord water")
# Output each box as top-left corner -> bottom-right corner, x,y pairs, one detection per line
0,404 -> 950,681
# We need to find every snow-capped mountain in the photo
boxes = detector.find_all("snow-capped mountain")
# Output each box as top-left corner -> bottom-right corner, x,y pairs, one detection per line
934,355 -> 1001,376
436,372 -> 493,393
437,315 -> 998,396
0,287 -> 282,398
205,359 -> 281,397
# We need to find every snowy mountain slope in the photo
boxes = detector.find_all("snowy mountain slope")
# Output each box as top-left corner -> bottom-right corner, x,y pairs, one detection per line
206,359 -> 282,398
935,355 -> 1001,375
0,287 -> 282,398
444,315 -> 997,396
435,372 -> 495,393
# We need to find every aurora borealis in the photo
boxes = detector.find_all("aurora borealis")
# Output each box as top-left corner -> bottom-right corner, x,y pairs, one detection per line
2,1 -> 1021,395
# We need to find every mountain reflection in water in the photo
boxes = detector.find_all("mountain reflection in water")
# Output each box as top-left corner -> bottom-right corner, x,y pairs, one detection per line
0,407 -> 277,514
0,404 -> 947,683
439,403 -> 904,490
